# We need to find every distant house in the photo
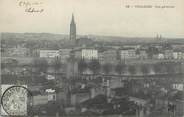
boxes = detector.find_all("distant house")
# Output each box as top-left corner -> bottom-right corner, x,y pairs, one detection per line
99,50 -> 117,63
40,50 -> 59,58
46,89 -> 57,101
33,88 -> 57,106
139,50 -> 148,59
8,46 -> 29,57
59,49 -> 71,61
74,50 -> 82,59
90,87 -> 106,98
120,49 -> 137,60
129,96 -> 148,106
173,84 -> 184,91
173,52 -> 178,59
33,94 -> 48,105
175,100 -> 184,116
109,78 -> 124,89
164,49 -> 173,59
81,49 -> 98,60
157,53 -> 164,59
102,78 -> 124,97
71,88 -> 91,105
46,74 -> 55,80
173,51 -> 183,59
169,91 -> 184,116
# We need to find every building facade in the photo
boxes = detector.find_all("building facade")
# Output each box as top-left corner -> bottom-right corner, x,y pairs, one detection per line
120,49 -> 137,60
139,50 -> 148,59
40,50 -> 59,58
7,46 -> 29,57
59,49 -> 71,61
81,49 -> 98,60
164,49 -> 173,59
173,52 -> 183,59
99,50 -> 117,63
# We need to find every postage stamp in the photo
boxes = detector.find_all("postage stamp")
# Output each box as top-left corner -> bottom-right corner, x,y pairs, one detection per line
1,85 -> 32,116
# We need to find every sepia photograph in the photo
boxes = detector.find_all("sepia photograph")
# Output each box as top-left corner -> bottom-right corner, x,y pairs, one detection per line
0,0 -> 184,116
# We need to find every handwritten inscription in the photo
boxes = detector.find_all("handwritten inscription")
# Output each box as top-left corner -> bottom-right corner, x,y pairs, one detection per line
17,0 -> 44,13
122,0 -> 176,9
125,5 -> 175,8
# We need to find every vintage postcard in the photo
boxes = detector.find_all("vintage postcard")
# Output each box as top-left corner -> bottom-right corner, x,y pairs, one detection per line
0,0 -> 184,116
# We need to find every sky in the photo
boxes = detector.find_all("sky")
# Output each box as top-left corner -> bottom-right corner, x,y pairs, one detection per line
0,0 -> 184,38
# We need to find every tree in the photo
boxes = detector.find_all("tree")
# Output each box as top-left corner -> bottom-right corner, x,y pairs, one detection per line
103,63 -> 112,75
3,59 -> 18,68
88,59 -> 101,75
154,62 -> 168,74
32,58 -> 48,73
159,62 -> 173,74
141,64 -> 149,75
78,59 -> 87,75
52,57 -> 62,78
165,62 -> 175,74
153,63 -> 162,74
128,65 -> 136,75
146,46 -> 159,59
3,59 -> 19,75
115,62 -> 126,75
1,62 -> 6,69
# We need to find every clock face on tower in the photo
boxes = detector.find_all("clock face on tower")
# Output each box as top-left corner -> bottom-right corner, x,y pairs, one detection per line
1,86 -> 32,116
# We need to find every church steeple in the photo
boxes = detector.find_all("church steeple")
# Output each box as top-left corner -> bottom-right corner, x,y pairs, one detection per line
70,13 -> 76,41
71,13 -> 75,24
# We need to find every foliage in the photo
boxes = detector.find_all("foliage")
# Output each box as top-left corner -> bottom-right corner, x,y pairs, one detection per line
115,62 -> 126,75
128,65 -> 136,75
52,57 -> 62,72
146,46 -> 159,59
103,63 -> 112,75
165,62 -> 175,74
88,59 -> 101,74
78,59 -> 88,74
153,63 -> 162,73
141,64 -> 149,74
32,58 -> 48,73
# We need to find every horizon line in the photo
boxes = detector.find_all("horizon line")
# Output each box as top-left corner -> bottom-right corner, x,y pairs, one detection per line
1,32 -> 184,39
